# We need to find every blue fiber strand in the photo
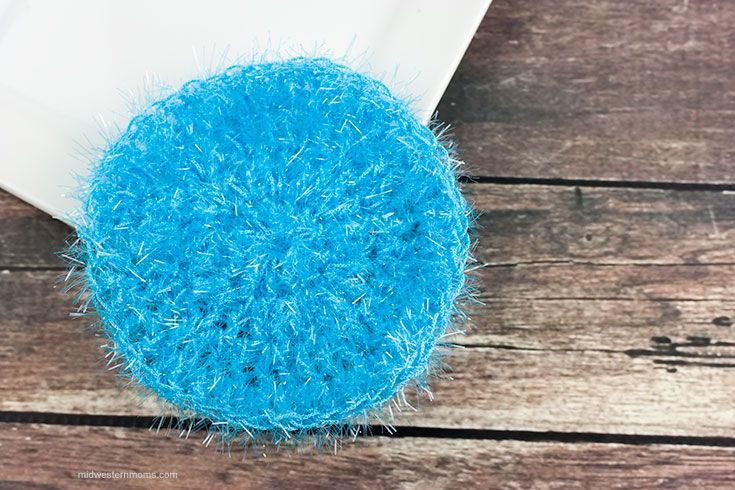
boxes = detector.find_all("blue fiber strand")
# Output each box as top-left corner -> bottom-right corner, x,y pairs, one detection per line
69,57 -> 472,440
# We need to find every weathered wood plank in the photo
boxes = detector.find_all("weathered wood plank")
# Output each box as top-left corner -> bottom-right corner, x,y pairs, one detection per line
470,184 -> 735,265
2,423 -> 735,489
0,191 -> 68,269
5,298 -> 735,435
0,204 -> 735,436
1,183 -> 734,434
438,0 -> 735,183
4,182 -> 735,268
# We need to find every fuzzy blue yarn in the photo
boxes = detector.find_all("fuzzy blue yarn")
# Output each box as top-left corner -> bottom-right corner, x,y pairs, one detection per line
72,57 -> 471,436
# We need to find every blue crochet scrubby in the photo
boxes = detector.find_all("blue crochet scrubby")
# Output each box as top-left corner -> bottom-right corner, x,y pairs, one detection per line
71,57 -> 471,439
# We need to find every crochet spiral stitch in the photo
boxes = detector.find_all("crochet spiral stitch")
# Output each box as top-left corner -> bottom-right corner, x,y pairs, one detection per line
68,57 -> 472,441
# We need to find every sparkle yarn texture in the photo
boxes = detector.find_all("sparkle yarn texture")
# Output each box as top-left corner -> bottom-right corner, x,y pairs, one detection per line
69,57 -> 472,439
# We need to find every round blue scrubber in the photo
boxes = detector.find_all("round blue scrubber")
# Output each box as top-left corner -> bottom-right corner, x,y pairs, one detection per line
71,57 -> 471,438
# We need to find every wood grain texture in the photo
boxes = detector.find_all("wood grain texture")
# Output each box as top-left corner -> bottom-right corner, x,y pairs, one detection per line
3,1 -> 734,485
0,191 -> 68,270
2,184 -> 734,435
438,0 -> 735,183
2,423 -> 734,490
5,181 -> 735,268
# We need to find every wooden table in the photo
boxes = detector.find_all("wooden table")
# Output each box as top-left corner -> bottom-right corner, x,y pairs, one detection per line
2,1 -> 734,487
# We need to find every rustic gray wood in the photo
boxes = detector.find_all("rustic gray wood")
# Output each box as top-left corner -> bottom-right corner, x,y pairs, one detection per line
438,0 -> 735,183
2,423 -> 735,489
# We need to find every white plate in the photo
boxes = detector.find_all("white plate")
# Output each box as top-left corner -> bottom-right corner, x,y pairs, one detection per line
0,0 -> 491,221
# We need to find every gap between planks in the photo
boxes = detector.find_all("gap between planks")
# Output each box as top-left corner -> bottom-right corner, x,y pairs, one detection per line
2,411 -> 735,449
